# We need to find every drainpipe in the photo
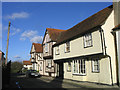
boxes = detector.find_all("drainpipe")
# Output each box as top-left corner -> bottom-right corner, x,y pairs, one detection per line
107,55 -> 114,85
100,27 -> 113,85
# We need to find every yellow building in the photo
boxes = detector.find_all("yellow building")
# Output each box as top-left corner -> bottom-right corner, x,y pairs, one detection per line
53,4 -> 119,85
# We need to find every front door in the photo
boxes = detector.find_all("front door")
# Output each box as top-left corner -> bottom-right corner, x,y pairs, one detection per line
59,62 -> 64,79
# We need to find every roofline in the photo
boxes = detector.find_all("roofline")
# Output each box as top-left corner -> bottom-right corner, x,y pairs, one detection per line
53,25 -> 102,47
42,28 -> 66,45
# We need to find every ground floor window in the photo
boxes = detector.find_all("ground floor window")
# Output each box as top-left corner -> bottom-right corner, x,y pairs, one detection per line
92,59 -> 99,73
73,59 -> 86,75
67,61 -> 71,72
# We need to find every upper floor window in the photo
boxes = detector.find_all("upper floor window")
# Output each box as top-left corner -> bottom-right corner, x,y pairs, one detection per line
38,54 -> 42,60
55,46 -> 59,55
45,43 -> 48,53
47,60 -> 51,68
92,59 -> 99,73
65,41 -> 70,53
83,33 -> 92,48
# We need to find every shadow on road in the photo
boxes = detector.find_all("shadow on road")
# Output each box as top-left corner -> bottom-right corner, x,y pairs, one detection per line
4,73 -> 67,89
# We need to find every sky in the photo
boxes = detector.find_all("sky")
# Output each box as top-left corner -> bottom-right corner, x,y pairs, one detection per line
2,2 -> 112,62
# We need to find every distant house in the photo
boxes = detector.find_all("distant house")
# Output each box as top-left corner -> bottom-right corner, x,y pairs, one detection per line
52,3 -> 120,85
30,43 -> 44,75
23,60 -> 32,70
0,50 -> 5,65
42,28 -> 65,77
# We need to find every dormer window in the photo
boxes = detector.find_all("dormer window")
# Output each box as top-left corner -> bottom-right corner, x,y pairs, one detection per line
65,41 -> 70,53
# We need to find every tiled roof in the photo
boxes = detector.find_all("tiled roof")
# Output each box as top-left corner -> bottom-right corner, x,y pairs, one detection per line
32,43 -> 43,53
43,28 -> 65,43
112,24 -> 120,31
23,61 -> 32,65
54,5 -> 113,46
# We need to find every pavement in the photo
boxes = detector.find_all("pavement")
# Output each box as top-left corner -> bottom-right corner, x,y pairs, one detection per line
38,76 -> 119,88
3,73 -> 120,89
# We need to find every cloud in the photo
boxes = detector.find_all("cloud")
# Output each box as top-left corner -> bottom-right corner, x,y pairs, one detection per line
11,27 -> 20,36
21,30 -> 37,38
5,12 -> 29,20
2,25 -> 21,36
20,30 -> 43,43
14,55 -> 21,58
30,36 -> 43,43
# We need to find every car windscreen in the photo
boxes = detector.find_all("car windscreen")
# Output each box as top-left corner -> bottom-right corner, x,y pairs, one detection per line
31,70 -> 37,73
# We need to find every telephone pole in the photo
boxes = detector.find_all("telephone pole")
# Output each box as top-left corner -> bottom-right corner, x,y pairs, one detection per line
5,21 -> 11,65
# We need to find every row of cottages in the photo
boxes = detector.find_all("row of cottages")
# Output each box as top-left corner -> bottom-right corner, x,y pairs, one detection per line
29,2 -> 120,85
52,3 -> 120,85
30,43 -> 45,75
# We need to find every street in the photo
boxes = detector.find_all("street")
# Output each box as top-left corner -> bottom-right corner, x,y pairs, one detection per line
7,73 -> 119,90
10,73 -> 82,89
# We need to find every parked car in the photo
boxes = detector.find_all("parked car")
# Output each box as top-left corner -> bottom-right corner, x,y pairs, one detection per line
26,70 -> 40,78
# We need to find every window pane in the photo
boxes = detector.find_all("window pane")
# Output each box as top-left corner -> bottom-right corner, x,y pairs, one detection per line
84,33 -> 92,47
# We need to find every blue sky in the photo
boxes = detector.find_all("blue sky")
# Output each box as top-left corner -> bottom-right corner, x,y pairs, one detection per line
2,2 -> 112,62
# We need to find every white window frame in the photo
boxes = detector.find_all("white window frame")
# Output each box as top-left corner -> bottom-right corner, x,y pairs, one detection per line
55,46 -> 59,55
65,41 -> 70,53
73,59 -> 86,75
40,62 -> 42,71
83,33 -> 92,48
47,60 -> 51,68
92,59 -> 100,73
45,43 -> 48,53
67,61 -> 71,72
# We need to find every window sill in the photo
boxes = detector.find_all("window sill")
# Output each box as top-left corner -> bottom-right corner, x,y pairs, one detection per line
65,51 -> 70,53
55,53 -> 60,55
72,73 -> 86,76
84,45 -> 93,48
92,71 -> 100,73
67,70 -> 71,72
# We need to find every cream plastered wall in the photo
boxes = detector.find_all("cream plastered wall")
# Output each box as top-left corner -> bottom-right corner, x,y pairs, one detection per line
64,57 -> 112,85
54,29 -> 102,60
23,65 -> 32,70
101,11 -> 117,84
31,45 -> 35,53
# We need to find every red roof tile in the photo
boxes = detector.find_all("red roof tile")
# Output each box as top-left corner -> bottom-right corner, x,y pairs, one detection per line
23,61 -> 32,65
32,43 -> 43,53
46,28 -> 65,42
